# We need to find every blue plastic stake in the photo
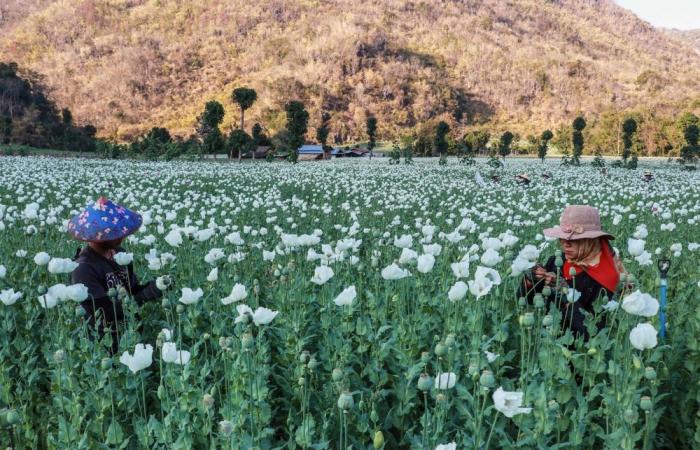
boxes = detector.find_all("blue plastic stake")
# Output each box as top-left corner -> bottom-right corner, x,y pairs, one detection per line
659,278 -> 667,339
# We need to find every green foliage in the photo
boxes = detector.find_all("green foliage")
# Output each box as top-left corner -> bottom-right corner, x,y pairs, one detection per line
201,127 -> 225,156
538,129 -> 553,162
366,116 -> 378,153
679,123 -> 700,166
571,116 -> 586,165
228,129 -> 254,160
591,151 -> 606,168
198,101 -> 225,130
284,101 -> 309,162
389,140 -> 402,164
498,131 -> 513,160
464,130 -> 490,155
434,121 -> 450,156
232,87 -> 257,129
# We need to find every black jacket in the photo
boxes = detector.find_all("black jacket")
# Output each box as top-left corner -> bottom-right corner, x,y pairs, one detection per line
71,246 -> 162,351
519,255 -> 615,339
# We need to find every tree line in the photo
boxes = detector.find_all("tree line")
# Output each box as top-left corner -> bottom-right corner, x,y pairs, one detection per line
1,61 -> 698,167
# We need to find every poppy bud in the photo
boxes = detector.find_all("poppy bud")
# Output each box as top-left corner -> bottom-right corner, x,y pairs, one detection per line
468,363 -> 479,377
623,408 -> 638,425
587,348 -> 597,356
202,394 -> 215,409
370,409 -> 379,423
568,267 -> 577,277
332,368 -> 344,382
75,305 -> 86,317
176,304 -> 184,314
555,256 -> 563,267
479,370 -> 495,388
435,343 -> 447,356
218,420 -> 233,436
421,352 -> 430,363
644,367 -> 657,380
298,377 -> 305,386
373,430 -> 384,449
157,385 -> 165,400
307,357 -> 320,370
337,391 -> 354,410
417,373 -> 433,391
37,285 -> 47,295
101,357 -> 112,370
445,334 -> 456,347
436,393 -> 447,403
640,396 -> 652,411
53,349 -> 65,364
299,351 -> 310,364
534,294 -> 545,309
202,333 -> 210,340
632,356 -> 642,370
519,312 -> 535,329
542,314 -> 553,327
161,298 -> 170,308
548,400 -> 559,411
542,286 -> 552,297
518,297 -> 526,307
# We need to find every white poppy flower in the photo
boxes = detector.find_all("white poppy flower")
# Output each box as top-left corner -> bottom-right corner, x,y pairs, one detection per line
635,251 -> 653,266
0,289 -> 22,306
195,228 -> 216,242
493,387 -> 532,417
262,250 -> 276,261
333,286 -> 357,306
221,284 -> 247,305
33,252 -> 51,266
47,258 -> 79,274
627,238 -> 645,257
474,266 -> 502,286
179,287 -> 204,305
451,260 -> 470,278
434,372 -> 457,389
399,248 -> 418,265
165,229 -> 183,247
468,277 -> 493,299
207,267 -> 218,282
422,243 -> 442,256
622,290 -> 659,317
416,254 -> 435,273
311,265 -> 334,285
204,248 -> 225,265
435,443 -> 456,450
485,351 -> 499,363
629,323 -> 658,350
161,342 -> 191,365
510,257 -> 535,277
64,283 -> 89,302
252,307 -> 279,326
120,343 -> 154,373
160,328 -> 173,341
113,252 -> 133,266
480,248 -> 502,267
448,281 -> 468,302
394,234 -> 413,249
234,304 -> 253,323
517,245 -> 540,261
381,263 -> 410,280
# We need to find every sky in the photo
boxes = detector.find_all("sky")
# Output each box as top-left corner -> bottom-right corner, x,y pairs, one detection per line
614,0 -> 700,30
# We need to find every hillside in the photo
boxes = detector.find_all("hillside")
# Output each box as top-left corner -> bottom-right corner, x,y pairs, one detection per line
0,0 -> 699,146
665,29 -> 700,53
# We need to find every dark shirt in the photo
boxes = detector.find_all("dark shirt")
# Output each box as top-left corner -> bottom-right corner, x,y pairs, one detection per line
71,246 -> 162,350
519,255 -> 614,339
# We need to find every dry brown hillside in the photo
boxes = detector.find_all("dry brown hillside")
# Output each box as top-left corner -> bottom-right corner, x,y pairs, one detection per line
665,29 -> 700,53
0,0 -> 699,144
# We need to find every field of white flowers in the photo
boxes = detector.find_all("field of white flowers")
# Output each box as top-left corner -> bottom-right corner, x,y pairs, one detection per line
0,156 -> 699,450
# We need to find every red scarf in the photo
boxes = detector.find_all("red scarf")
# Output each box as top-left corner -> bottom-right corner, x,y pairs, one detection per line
563,241 -> 619,293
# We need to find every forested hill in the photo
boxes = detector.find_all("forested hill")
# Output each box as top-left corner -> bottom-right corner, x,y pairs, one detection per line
0,0 -> 699,153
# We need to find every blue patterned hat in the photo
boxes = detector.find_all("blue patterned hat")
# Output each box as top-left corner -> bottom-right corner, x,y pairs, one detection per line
68,197 -> 142,242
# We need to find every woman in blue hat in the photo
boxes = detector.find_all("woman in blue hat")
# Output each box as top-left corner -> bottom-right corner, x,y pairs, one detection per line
68,197 -> 168,353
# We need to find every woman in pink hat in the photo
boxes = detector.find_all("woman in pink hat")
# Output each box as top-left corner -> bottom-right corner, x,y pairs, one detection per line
521,205 -> 626,338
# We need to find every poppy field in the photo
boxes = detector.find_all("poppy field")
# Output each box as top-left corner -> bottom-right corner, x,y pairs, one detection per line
0,156 -> 699,449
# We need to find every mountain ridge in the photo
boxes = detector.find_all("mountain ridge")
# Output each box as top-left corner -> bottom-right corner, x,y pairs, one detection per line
0,0 -> 698,148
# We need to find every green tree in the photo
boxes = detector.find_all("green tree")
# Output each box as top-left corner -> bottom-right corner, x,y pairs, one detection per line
285,101 -> 309,163
571,116 -> 586,165
679,123 -> 699,166
434,121 -> 450,158
251,123 -> 271,147
196,101 -> 225,158
464,130 -> 490,155
621,118 -> 637,163
366,116 -> 377,159
498,131 -> 514,160
231,87 -> 257,130
228,129 -> 254,160
1,116 -> 12,144
538,129 -> 553,162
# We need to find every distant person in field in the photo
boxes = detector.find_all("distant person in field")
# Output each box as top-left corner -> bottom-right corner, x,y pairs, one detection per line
515,173 -> 531,186
520,205 -> 626,339
68,197 -> 167,353
642,171 -> 654,182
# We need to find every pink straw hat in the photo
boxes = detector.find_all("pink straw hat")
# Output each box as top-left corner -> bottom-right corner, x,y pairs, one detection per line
543,205 -> 614,241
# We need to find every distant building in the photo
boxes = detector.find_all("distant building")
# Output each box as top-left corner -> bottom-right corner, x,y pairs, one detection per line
298,144 -> 330,160
332,147 -> 370,158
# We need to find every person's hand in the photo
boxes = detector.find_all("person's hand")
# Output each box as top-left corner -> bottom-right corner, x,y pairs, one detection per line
534,267 -> 557,285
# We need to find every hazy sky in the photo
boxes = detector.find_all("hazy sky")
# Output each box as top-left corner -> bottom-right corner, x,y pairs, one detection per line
615,0 -> 700,30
